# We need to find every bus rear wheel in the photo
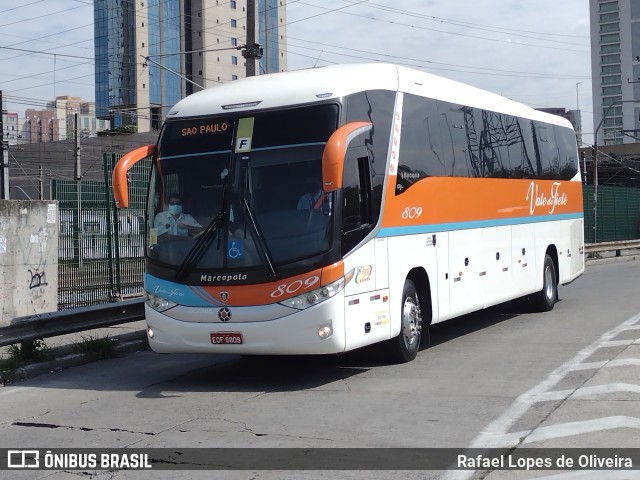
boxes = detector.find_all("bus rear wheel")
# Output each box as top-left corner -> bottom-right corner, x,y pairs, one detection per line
529,254 -> 557,312
387,279 -> 423,363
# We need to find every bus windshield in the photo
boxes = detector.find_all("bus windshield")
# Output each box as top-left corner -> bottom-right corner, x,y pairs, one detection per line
146,104 -> 339,277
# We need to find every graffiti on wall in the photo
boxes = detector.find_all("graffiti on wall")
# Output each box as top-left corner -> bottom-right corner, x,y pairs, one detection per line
0,201 -> 58,325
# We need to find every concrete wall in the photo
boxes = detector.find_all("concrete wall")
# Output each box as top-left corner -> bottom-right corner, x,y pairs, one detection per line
0,201 -> 58,326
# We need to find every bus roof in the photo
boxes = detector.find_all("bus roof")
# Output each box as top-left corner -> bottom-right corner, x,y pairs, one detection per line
167,63 -> 574,130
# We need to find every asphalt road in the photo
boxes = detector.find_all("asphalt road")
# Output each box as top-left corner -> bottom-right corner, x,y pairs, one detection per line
1,258 -> 639,480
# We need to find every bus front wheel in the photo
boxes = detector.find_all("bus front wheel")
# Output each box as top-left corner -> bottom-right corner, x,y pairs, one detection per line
529,254 -> 557,312
387,279 -> 422,363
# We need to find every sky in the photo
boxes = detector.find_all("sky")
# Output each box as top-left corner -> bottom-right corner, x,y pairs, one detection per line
0,0 -> 594,144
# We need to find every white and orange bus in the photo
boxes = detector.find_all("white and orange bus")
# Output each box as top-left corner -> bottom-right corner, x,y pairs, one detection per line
113,63 -> 584,363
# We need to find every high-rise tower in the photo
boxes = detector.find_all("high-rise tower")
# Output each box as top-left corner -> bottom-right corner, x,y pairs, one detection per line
94,0 -> 287,132
590,0 -> 640,145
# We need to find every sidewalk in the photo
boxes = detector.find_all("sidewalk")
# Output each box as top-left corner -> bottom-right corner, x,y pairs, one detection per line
0,320 -> 149,384
585,248 -> 640,266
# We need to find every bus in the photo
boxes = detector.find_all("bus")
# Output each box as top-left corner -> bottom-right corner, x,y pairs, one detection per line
112,63 -> 585,363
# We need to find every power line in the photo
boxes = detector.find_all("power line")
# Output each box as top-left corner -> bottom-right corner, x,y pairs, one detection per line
0,45 -> 94,61
0,3 -> 89,28
0,0 -> 47,15
292,1 -> 589,54
285,36 -> 591,79
337,0 -> 591,41
1,1 -> 592,116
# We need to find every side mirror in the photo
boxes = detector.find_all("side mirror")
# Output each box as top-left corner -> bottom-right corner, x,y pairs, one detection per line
112,144 -> 156,208
321,122 -> 372,192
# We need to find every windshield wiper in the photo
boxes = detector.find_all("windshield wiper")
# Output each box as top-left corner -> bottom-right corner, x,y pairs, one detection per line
239,165 -> 276,277
174,209 -> 225,280
241,197 -> 276,277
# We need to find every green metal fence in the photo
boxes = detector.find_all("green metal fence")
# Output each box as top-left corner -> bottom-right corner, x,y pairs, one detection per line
51,155 -> 638,308
52,153 -> 151,309
583,184 -> 640,243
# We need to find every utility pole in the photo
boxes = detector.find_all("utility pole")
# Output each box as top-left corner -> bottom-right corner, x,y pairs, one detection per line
74,113 -> 81,182
74,113 -> 83,268
0,90 -> 8,199
243,0 -> 263,77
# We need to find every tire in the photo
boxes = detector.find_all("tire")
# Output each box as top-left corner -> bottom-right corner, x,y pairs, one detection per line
529,254 -> 557,312
387,279 -> 425,363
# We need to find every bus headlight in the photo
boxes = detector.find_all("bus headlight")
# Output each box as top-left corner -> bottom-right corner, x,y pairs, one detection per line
144,291 -> 177,312
278,269 -> 355,310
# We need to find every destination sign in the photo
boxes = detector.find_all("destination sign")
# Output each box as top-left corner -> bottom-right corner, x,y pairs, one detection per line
181,122 -> 229,137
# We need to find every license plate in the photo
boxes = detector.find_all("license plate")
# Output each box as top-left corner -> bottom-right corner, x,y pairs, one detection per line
210,332 -> 243,345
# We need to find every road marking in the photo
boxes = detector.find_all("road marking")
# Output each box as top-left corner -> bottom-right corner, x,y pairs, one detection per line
570,359 -> 640,370
522,416 -> 640,444
600,340 -> 636,348
444,312 -> 640,480
535,471 -> 640,480
570,383 -> 640,398
533,383 -> 640,402
471,312 -> 640,446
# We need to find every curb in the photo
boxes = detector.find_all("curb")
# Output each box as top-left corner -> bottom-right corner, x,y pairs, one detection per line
1,330 -> 149,385
586,253 -> 639,266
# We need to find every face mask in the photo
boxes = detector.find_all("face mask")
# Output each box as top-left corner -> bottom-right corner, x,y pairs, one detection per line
169,204 -> 182,216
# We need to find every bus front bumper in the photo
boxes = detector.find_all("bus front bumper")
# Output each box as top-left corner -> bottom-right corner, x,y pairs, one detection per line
144,294 -> 346,355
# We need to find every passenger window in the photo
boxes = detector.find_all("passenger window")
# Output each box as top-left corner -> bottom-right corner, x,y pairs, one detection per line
342,144 -> 372,255
397,94 -> 444,194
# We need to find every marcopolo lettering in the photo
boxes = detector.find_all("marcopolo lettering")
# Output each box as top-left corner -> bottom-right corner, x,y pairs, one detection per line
201,274 -> 248,282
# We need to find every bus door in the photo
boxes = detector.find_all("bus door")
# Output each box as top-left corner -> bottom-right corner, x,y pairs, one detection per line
342,143 -> 390,349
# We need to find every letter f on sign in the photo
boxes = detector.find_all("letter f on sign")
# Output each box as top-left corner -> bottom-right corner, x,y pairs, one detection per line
236,137 -> 251,152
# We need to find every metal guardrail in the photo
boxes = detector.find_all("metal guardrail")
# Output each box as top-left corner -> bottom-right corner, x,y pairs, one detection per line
2,239 -> 639,348
584,239 -> 640,255
0,298 -> 145,348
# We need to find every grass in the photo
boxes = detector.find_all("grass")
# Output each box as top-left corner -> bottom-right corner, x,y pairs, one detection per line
0,335 -> 117,385
71,335 -> 117,359
0,339 -> 56,385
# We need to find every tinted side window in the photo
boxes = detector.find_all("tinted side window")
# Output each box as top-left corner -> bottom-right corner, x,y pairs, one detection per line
477,110 -> 512,178
533,122 -> 559,179
517,119 -> 538,178
386,93 -> 578,182
344,90 -> 395,222
341,144 -> 372,255
437,101 -> 472,177
554,125 -> 579,180
397,94 -> 444,193
342,147 -> 361,254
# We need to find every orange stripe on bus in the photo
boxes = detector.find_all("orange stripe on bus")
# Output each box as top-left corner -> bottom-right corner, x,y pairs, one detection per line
320,261 -> 344,285
382,177 -> 583,229
199,264 -> 346,307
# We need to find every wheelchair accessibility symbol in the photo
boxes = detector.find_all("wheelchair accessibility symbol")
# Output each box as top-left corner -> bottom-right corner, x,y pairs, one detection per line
227,240 -> 243,259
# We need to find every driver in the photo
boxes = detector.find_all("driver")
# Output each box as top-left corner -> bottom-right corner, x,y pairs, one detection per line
297,176 -> 326,210
154,193 -> 203,241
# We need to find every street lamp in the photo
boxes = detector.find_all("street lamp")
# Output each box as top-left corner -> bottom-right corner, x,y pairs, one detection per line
575,82 -> 582,145
591,99 -> 636,243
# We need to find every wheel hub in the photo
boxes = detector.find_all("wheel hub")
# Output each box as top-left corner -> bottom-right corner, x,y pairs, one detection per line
544,265 -> 554,300
402,297 -> 421,346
